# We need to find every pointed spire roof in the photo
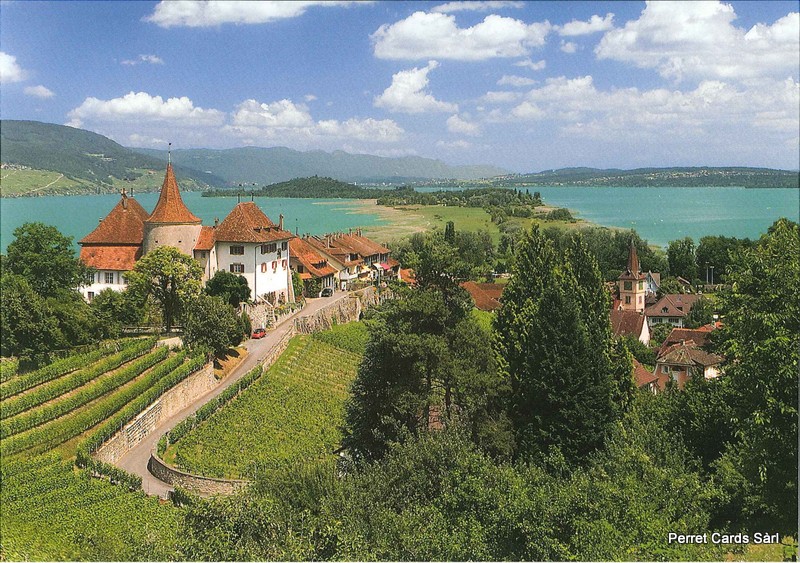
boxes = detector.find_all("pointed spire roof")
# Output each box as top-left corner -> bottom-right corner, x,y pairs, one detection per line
619,239 -> 646,280
146,164 -> 201,224
79,192 -> 149,245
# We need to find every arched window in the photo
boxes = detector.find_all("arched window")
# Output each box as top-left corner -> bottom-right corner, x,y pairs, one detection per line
261,263 -> 268,273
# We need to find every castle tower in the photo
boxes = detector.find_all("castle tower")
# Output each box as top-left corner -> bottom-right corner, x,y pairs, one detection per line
142,163 -> 202,256
618,240 -> 646,312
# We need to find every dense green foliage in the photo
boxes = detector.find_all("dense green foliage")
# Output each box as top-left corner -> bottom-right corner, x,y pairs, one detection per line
0,455 -> 181,560
204,270 -> 252,307
182,294 -> 243,357
695,234 -> 755,283
127,246 -> 203,332
667,237 -> 698,281
3,222 -> 90,295
495,227 -> 634,463
169,336 -> 359,479
89,288 -> 146,335
0,357 -> 19,383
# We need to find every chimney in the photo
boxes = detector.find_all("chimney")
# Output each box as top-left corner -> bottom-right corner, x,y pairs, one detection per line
121,187 -> 128,209
214,217 -> 219,227
348,228 -> 352,235
279,214 -> 284,230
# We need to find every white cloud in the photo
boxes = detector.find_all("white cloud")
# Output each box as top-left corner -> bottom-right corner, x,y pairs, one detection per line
436,139 -> 472,149
304,94 -> 317,102
497,74 -> 536,87
145,1 -> 364,28
0,51 -> 27,84
432,1 -> 523,13
127,133 -> 168,147
595,2 -> 800,82
510,101 -> 545,120
560,41 -> 578,53
372,11 -> 551,61
121,54 -> 164,66
446,114 -> 480,136
227,98 -> 404,144
374,60 -> 457,114
482,91 -> 521,104
558,13 -> 614,36
514,58 -> 546,71
24,85 -> 55,98
66,91 -> 226,128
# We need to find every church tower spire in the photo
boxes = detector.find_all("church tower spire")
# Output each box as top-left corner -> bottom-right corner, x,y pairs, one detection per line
618,239 -> 646,312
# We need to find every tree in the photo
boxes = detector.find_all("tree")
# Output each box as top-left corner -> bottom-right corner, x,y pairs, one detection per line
443,220 -> 455,244
648,322 -> 673,348
183,295 -> 243,357
685,296 -> 714,328
712,218 -> 799,533
90,288 -> 145,337
667,237 -> 697,281
205,270 -> 251,308
0,272 -> 62,360
4,222 -> 91,295
696,235 -> 754,284
494,227 -> 633,464
126,246 -> 203,332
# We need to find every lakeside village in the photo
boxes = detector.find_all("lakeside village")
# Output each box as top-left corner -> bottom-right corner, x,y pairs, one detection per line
1,159 -> 796,561
78,163 -> 723,392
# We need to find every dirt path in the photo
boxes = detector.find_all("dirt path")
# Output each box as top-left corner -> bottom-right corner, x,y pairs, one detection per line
115,293 -> 349,498
23,174 -> 64,194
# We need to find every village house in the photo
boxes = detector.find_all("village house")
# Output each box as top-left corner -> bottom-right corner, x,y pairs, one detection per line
79,163 -> 293,304
610,308 -> 650,344
617,241 -> 648,312
461,281 -> 504,312
305,230 -> 397,291
654,339 -> 724,389
633,358 -> 664,393
289,236 -> 341,295
657,325 -> 715,356
644,293 -> 700,328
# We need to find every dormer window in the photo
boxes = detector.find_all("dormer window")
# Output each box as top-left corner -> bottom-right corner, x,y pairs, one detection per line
662,307 -> 669,313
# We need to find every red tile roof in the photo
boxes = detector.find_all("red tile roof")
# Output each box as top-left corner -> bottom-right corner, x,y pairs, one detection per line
645,293 -> 699,318
311,231 -> 389,261
462,281 -> 502,311
79,245 -> 141,271
633,359 -> 658,389
305,235 -> 363,267
147,164 -> 201,224
657,340 -> 724,367
79,194 -> 149,245
658,327 -> 714,356
610,309 -> 646,339
194,226 -> 215,251
290,237 -> 338,278
399,268 -> 416,285
214,202 -> 292,243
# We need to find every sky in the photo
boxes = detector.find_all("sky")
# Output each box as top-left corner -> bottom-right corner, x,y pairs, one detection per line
1,1 -> 798,173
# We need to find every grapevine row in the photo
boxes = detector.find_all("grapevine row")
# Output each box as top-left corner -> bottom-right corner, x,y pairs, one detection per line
0,337 -> 156,419
1,346 -> 169,439
0,348 -> 191,457
0,339 -> 136,400
0,358 -> 19,383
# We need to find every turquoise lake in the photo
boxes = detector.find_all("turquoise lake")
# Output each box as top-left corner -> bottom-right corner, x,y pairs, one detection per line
1,187 -> 797,253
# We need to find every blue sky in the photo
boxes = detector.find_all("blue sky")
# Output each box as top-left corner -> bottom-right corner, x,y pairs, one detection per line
1,1 -> 798,172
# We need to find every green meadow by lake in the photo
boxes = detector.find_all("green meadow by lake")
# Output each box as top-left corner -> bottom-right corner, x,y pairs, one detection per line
0,187 -> 797,253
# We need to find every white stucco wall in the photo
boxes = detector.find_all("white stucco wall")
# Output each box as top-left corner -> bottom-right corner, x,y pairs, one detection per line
214,239 -> 290,302
80,270 -> 128,301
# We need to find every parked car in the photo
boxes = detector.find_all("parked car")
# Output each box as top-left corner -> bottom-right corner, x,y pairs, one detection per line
319,287 -> 334,297
251,328 -> 267,339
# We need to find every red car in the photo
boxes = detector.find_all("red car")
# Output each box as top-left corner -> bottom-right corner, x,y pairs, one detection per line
251,328 -> 267,339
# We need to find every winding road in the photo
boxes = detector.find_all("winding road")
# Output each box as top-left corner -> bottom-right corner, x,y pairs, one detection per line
116,292 -> 348,498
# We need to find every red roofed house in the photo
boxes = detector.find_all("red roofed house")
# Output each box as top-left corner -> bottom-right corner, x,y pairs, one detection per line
305,229 -> 394,291
657,325 -> 715,356
645,293 -> 700,329
654,340 -> 724,389
79,190 -> 149,302
461,281 -> 504,312
290,236 -> 342,295
79,163 -> 294,305
633,358 -> 663,393
610,308 -> 650,344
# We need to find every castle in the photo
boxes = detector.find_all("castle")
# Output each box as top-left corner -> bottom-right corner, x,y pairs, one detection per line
79,164 -> 294,304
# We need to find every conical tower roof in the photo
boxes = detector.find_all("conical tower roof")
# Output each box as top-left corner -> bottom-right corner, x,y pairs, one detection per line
619,239 -> 645,280
146,164 -> 201,224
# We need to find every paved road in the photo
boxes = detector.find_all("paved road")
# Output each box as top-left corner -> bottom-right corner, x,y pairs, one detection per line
116,292 -> 349,498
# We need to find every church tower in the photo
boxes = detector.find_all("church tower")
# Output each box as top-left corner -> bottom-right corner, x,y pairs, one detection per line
142,163 -> 202,256
618,240 -> 646,312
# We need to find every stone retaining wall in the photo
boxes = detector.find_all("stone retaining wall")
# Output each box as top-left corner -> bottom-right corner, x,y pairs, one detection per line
294,287 -> 393,334
95,362 -> 216,465
148,452 -> 248,496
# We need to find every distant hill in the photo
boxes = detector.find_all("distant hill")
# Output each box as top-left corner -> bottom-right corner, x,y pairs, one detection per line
132,146 -> 508,186
203,176 -> 393,198
496,167 -> 799,189
0,120 -> 225,196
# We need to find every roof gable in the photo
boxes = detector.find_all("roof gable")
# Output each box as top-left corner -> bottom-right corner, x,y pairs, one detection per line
290,237 -> 338,278
147,164 -> 201,224
214,202 -> 292,243
610,309 -> 645,338
79,194 -> 148,246
645,293 -> 699,317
